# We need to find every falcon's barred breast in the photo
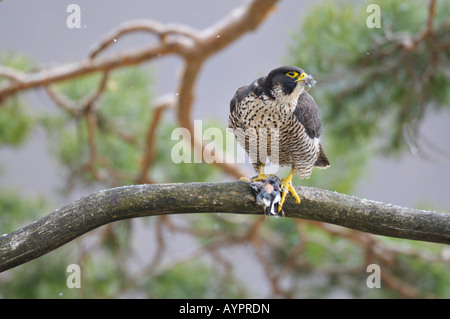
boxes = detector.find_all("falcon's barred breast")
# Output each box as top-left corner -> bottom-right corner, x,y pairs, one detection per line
228,66 -> 330,214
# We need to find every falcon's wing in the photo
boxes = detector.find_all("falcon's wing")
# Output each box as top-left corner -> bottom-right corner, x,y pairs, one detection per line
230,85 -> 249,114
294,91 -> 330,168
293,91 -> 322,139
230,77 -> 265,114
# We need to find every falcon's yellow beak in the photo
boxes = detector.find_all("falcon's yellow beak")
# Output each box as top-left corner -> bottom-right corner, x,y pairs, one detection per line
295,72 -> 308,82
296,72 -> 316,88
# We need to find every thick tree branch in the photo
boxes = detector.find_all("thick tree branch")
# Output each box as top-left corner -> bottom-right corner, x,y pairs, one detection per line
1,182 -> 449,272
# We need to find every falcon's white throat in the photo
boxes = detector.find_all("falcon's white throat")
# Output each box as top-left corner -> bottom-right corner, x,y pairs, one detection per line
271,83 -> 305,112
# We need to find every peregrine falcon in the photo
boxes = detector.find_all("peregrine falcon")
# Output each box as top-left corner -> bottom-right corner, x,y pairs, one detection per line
228,65 -> 330,213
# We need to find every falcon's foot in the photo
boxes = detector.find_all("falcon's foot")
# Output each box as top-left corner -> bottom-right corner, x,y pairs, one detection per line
240,174 -> 267,183
240,164 -> 267,182
278,169 -> 301,212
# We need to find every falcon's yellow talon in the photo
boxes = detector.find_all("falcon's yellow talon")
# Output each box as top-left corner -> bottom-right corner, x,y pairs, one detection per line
277,169 -> 301,212
252,173 -> 267,181
289,186 -> 301,203
242,164 -> 267,182
278,190 -> 287,212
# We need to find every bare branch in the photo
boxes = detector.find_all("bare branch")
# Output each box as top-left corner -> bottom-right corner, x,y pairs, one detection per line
0,45 -> 169,101
45,71 -> 109,116
0,65 -> 26,82
424,0 -> 437,36
88,20 -> 199,60
0,0 -> 278,180
195,0 -> 278,58
0,0 -> 278,102
1,182 -> 449,272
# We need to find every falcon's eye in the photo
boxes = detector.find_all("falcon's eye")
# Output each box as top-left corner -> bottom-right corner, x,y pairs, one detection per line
286,71 -> 298,78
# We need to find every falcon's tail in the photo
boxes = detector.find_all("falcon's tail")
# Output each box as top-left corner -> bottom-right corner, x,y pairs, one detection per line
314,144 -> 330,168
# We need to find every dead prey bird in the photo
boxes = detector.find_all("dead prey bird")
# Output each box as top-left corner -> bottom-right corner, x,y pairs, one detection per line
250,175 -> 284,217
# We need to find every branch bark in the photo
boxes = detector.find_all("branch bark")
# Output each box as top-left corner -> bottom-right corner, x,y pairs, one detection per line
1,182 -> 449,272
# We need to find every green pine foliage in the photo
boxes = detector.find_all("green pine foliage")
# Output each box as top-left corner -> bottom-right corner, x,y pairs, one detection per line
0,54 -> 35,147
289,0 -> 450,154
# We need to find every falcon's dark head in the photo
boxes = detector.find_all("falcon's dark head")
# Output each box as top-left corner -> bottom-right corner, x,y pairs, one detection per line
264,65 -> 316,101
